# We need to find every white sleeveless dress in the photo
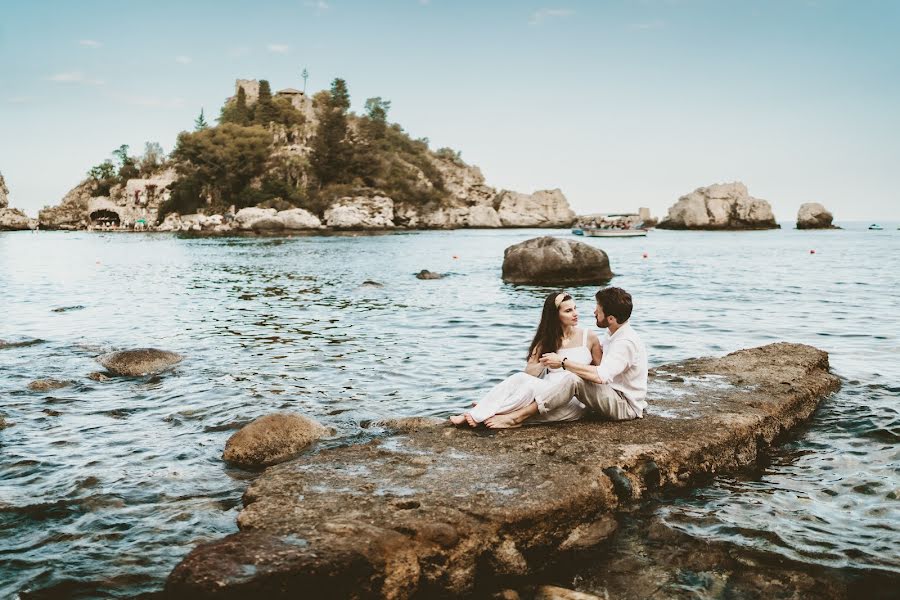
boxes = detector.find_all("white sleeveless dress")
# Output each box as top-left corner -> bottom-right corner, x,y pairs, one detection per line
468,329 -> 591,424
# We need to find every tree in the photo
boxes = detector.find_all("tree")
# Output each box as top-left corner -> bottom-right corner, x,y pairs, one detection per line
309,78 -> 353,187
139,141 -> 165,176
330,78 -> 350,112
170,123 -> 271,208
363,97 -> 391,139
254,80 -> 278,125
194,108 -> 209,131
220,87 -> 251,126
112,144 -> 139,180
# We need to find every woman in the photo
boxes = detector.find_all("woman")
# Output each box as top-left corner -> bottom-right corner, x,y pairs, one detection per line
450,291 -> 602,427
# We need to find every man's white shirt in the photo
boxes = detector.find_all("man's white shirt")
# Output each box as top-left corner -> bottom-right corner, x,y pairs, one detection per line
596,323 -> 648,417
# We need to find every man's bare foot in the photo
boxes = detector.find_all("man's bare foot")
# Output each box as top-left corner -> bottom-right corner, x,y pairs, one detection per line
449,414 -> 466,426
464,413 -> 477,428
484,414 -> 522,429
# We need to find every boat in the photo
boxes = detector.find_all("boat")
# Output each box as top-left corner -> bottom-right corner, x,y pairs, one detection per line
583,227 -> 648,238
571,227 -> 584,236
869,224 -> 883,230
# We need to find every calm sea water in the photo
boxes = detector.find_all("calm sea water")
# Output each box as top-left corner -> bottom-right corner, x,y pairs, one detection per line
1,223 -> 898,597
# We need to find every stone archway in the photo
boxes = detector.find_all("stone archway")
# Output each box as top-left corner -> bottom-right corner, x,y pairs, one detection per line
90,209 -> 121,226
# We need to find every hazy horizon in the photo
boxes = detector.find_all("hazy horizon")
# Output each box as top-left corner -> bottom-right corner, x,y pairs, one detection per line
2,0 -> 898,221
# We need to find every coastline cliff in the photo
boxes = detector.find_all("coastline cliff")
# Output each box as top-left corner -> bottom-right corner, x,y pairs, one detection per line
38,78 -> 575,232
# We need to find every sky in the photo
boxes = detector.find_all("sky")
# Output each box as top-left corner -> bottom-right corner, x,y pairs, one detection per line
1,0 -> 898,220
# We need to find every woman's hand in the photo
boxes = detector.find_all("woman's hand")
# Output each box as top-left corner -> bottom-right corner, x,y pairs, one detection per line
540,352 -> 563,369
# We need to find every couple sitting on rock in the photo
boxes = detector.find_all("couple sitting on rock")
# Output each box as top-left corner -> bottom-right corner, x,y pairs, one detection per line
450,286 -> 647,428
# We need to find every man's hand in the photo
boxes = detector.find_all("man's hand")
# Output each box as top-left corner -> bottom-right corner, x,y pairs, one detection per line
539,352 -> 562,369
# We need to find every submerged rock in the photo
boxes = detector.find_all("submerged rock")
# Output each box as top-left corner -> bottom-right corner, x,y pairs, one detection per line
658,182 -> 778,230
96,348 -> 183,377
27,379 -> 72,392
797,202 -> 837,229
415,270 -> 445,280
222,412 -> 329,468
502,236 -> 613,285
167,343 -> 839,598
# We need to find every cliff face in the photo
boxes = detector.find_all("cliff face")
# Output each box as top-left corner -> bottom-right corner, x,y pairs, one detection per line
0,171 -> 37,231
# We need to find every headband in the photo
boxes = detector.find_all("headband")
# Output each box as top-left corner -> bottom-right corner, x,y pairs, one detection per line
554,292 -> 568,308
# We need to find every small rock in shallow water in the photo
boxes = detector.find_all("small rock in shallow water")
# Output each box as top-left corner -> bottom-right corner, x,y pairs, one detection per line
223,412 -> 330,468
28,379 -> 72,392
87,372 -> 110,382
42,409 -> 62,417
96,348 -> 184,377
415,269 -> 445,280
360,280 -> 384,288
51,305 -> 85,313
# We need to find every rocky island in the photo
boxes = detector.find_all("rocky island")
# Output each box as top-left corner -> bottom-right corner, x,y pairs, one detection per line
657,182 -> 778,230
167,342 -> 839,598
37,79 -> 575,233
0,172 -> 37,231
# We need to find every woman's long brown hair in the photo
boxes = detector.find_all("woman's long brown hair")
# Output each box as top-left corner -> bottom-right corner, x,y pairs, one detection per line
526,291 -> 571,361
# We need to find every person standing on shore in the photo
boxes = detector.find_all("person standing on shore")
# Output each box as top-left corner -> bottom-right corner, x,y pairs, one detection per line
485,287 -> 647,428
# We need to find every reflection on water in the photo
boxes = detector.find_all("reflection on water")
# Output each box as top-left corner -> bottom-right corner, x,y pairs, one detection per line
0,223 -> 898,597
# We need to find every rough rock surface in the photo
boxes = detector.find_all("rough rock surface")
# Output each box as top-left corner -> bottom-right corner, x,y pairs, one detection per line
39,180 -> 94,229
0,172 -> 37,230
658,182 -> 778,230
0,207 -> 35,230
167,343 -> 839,598
223,413 -> 330,468
415,270 -> 444,280
796,202 -> 837,229
324,195 -> 394,229
96,348 -> 183,377
27,379 -> 72,392
496,189 -> 577,228
502,236 -> 613,285
0,171 -> 7,208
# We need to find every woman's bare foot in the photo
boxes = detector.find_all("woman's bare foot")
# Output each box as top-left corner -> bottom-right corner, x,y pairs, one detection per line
449,414 -> 467,426
464,413 -> 477,427
485,414 -> 522,429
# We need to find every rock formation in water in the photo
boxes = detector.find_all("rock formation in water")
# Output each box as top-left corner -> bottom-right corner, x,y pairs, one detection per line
657,182 -> 778,230
796,202 -> 837,229
96,348 -> 184,377
223,413 -> 330,468
0,171 -> 37,231
502,236 -> 613,285
165,343 -> 839,597
39,79 -> 576,232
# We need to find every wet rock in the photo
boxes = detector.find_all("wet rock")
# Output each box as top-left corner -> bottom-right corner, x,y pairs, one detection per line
559,514 -> 618,550
168,343 -> 840,597
502,236 -> 613,285
51,305 -> 86,313
658,182 -> 778,230
42,408 -> 62,417
0,415 -> 7,429
27,379 -> 72,392
87,371 -> 110,382
797,202 -> 838,229
96,348 -> 184,377
360,280 -> 385,288
222,412 -> 329,468
374,416 -> 445,433
415,270 -> 445,280
534,586 -> 602,600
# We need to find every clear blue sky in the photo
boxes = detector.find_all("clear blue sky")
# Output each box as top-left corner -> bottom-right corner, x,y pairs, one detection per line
2,0 -> 898,220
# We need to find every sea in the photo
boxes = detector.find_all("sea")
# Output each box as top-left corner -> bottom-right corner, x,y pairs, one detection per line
1,222 -> 897,598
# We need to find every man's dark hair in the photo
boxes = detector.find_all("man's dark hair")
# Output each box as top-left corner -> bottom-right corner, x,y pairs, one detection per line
596,287 -> 633,323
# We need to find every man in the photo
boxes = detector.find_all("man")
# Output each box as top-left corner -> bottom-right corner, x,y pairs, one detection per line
485,287 -> 647,428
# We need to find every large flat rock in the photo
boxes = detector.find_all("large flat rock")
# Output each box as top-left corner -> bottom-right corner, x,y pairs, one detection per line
167,343 -> 839,598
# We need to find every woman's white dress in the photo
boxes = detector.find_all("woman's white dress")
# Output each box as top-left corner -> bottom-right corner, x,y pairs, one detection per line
468,330 -> 591,424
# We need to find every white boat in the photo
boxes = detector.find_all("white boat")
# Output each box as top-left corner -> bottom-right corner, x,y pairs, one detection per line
869,224 -> 883,230
583,227 -> 648,238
